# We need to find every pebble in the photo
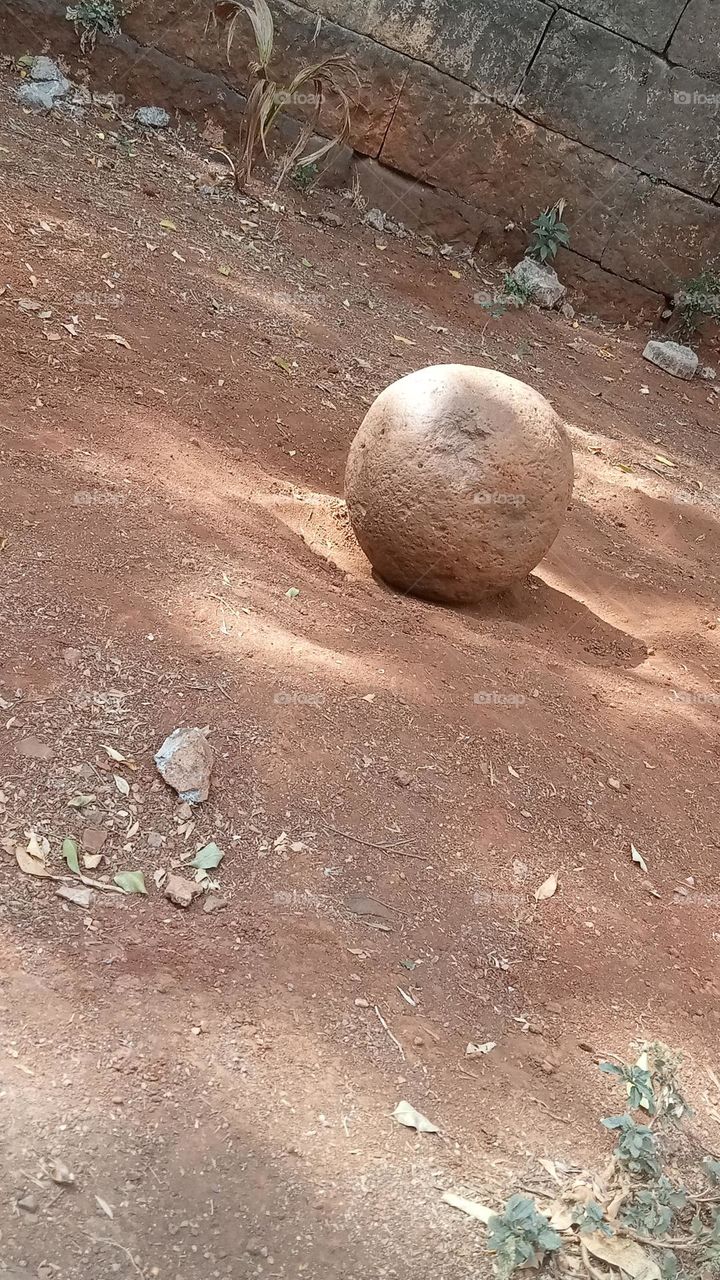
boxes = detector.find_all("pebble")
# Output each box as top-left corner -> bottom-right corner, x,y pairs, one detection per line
354,997 -> 369,1008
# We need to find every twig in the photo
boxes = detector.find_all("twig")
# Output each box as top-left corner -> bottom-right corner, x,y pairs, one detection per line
621,1230 -> 697,1252
80,1232 -> 143,1275
374,1005 -> 404,1059
322,822 -> 426,859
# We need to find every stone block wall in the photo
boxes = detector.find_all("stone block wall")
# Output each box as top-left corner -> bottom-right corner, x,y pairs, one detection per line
3,0 -> 720,305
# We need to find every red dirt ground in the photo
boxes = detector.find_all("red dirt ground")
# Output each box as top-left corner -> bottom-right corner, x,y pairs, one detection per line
1,58 -> 720,1280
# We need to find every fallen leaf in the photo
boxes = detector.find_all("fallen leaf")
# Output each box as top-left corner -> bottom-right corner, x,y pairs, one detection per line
56,883 -> 93,908
654,454 -> 675,467
113,870 -> 147,895
286,586 -> 300,599
218,264 -> 231,276
508,764 -> 520,778
190,842 -> 224,870
160,218 -> 177,230
449,269 -> 462,279
392,1100 -> 438,1133
272,356 -> 293,374
27,832 -> 50,859
95,1195 -> 114,1219
113,773 -> 130,797
442,1191 -> 495,1224
62,837 -> 80,875
535,873 -> 558,901
466,1040 -> 496,1056
631,843 -> 648,874
101,333 -> 130,349
392,334 -> 416,346
102,744 -> 126,763
16,845 -> 52,878
584,1232 -> 660,1280
345,894 -> 394,921
48,1160 -> 75,1185
538,1157 -> 561,1183
68,794 -> 95,809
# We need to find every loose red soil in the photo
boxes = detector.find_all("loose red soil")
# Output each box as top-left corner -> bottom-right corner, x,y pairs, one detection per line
1,62 -> 719,1280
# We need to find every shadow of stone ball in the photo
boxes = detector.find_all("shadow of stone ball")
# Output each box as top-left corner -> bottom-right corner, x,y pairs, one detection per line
344,364 -> 574,605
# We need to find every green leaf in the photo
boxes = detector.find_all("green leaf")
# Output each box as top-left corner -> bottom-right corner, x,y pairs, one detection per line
286,586 -> 300,599
114,870 -> 147,895
190,842 -> 224,870
62,838 -> 80,875
68,793 -> 95,809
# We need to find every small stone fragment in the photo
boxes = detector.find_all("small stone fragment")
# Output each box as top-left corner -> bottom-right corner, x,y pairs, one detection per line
510,257 -> 566,308
202,894 -> 228,913
560,301 -> 575,320
17,1192 -> 39,1213
154,727 -> 213,803
56,884 -> 93,908
135,106 -> 170,127
643,339 -> 698,381
164,873 -> 202,909
318,209 -> 342,226
31,56 -> 65,82
17,736 -> 53,761
82,827 -> 107,853
364,207 -> 385,232
701,365 -> 717,381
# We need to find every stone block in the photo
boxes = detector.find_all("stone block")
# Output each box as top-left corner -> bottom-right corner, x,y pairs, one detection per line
304,0 -> 553,103
556,0 -> 686,52
351,157 -> 494,245
554,250 -> 664,319
381,62 -> 640,260
601,179 -> 720,294
521,10 -> 720,198
669,0 -> 720,82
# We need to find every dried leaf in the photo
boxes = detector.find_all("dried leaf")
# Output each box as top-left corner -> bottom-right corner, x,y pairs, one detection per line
16,845 -> 51,878
101,333 -> 130,349
62,838 -> 80,875
56,883 -> 93,908
68,794 -> 95,809
442,1191 -> 495,1224
190,842 -> 224,870
102,744 -> 126,763
535,873 -> 558,901
392,1100 -> 438,1133
584,1232 -> 660,1280
113,870 -> 147,895
466,1040 -> 496,1056
113,773 -> 130,797
48,1160 -> 75,1185
272,356 -> 293,374
392,334 -> 416,346
95,1195 -> 114,1219
654,455 -> 675,468
160,218 -> 177,230
631,843 -> 648,874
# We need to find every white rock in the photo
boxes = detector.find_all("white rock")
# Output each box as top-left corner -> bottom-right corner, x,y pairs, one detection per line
154,727 -> 213,803
701,365 -> 717,381
643,339 -> 698,381
17,78 -> 70,109
135,106 -> 170,127
31,56 -> 65,82
511,257 -> 566,308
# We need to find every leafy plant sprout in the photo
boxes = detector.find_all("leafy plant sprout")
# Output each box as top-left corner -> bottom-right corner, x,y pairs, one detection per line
65,0 -> 127,51
526,199 -> 570,264
207,0 -> 355,189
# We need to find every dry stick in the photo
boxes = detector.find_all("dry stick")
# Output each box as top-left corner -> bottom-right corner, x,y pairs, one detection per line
374,1005 -> 404,1059
322,822 -> 426,859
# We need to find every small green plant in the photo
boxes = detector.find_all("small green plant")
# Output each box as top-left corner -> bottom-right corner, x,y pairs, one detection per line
65,0 -> 126,51
207,0 -> 355,189
486,1194 -> 562,1277
475,272 -> 532,318
527,201 -> 570,264
470,1045 -> 720,1279
291,160 -> 319,191
671,269 -> 720,343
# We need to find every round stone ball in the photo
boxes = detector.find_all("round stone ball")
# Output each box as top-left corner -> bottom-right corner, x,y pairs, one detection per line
344,364 -> 574,604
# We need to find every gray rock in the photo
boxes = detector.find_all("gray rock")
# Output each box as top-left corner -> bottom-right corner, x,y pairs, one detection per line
135,105 -> 171,127
17,78 -> 70,110
31,56 -> 65,82
164,873 -> 202,909
643,339 -> 698,380
154,726 -> 213,803
701,365 -> 717,381
560,301 -> 576,320
364,207 -> 386,232
511,257 -> 566,308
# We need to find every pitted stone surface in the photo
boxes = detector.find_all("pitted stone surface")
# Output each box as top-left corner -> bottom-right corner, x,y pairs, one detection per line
344,364 -> 574,604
